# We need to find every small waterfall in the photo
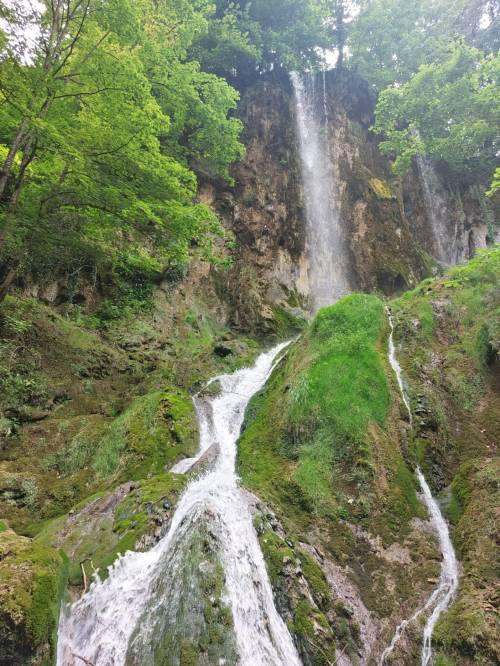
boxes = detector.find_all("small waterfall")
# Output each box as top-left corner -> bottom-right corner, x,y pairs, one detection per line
57,344 -> 302,666
412,132 -> 461,266
417,469 -> 460,666
382,310 -> 459,665
291,70 -> 350,311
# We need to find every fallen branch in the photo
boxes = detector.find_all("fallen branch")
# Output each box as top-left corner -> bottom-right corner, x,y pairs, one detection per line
80,558 -> 96,594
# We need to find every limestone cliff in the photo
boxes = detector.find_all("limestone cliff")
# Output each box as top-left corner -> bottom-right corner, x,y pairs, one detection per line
205,70 -> 495,327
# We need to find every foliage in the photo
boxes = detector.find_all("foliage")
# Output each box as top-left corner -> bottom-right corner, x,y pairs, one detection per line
0,0 -> 244,301
486,167 -> 500,196
372,42 -> 500,187
190,0 -> 332,79
349,0 -> 498,90
239,294 -> 392,516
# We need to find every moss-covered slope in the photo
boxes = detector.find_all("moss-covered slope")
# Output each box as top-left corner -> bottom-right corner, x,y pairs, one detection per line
0,283 -> 262,664
392,247 -> 500,666
0,527 -> 67,666
238,293 -> 441,665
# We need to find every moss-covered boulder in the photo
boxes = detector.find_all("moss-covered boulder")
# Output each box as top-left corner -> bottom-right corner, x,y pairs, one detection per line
37,473 -> 187,586
92,387 -> 198,481
0,529 -> 67,665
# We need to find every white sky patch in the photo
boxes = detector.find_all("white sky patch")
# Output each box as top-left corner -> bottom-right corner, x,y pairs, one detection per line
0,0 -> 44,63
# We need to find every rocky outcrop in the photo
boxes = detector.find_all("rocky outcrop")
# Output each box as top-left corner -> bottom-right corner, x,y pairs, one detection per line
0,528 -> 67,665
204,70 -> 495,328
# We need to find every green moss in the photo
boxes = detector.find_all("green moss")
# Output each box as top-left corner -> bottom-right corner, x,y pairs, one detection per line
291,599 -> 336,666
433,593 -> 495,663
239,293 -> 390,514
257,525 -> 295,587
270,305 -> 307,337
298,550 -> 331,610
92,387 -> 197,480
37,472 -> 186,585
179,641 -> 199,666
369,177 -> 395,199
0,530 -> 68,664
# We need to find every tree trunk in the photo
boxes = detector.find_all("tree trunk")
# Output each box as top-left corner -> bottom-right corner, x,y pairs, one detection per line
0,119 -> 29,200
0,265 -> 17,304
9,136 -> 38,213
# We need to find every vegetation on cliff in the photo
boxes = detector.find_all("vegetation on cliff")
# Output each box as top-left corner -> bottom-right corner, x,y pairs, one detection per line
392,247 -> 499,665
0,528 -> 67,665
238,249 -> 499,664
238,293 -> 440,664
0,0 -> 244,304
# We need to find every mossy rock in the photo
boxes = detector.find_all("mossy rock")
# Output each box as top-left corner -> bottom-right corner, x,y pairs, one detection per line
37,472 -> 187,586
0,529 -> 67,665
92,387 -> 198,480
369,177 -> 395,200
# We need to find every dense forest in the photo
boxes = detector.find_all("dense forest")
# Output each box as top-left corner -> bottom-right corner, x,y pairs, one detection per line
0,1 -> 498,666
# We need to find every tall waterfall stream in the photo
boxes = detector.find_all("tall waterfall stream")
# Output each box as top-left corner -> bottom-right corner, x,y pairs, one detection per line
383,311 -> 459,665
57,344 -> 302,666
415,152 -> 458,266
290,71 -> 350,311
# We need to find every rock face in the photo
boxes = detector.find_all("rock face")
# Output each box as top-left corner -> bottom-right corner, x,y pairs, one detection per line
0,528 -> 67,665
204,70 -> 495,326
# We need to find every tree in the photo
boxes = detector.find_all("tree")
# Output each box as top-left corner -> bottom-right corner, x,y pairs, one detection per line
372,42 -> 500,190
348,0 -> 493,89
190,0 -> 331,81
329,1 -> 347,70
0,0 -> 245,302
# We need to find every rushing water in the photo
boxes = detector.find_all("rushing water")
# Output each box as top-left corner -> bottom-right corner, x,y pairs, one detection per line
57,344 -> 302,666
417,469 -> 460,666
382,311 -> 459,665
291,71 -> 350,311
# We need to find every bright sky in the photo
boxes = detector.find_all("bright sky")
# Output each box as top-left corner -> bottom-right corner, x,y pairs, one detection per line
0,0 -> 44,61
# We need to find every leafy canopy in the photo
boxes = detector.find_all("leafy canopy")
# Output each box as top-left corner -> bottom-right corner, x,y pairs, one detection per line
0,0 -> 244,303
372,42 -> 500,187
190,0 -> 332,80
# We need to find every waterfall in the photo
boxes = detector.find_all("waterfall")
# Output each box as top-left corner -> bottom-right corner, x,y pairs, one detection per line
413,134 -> 461,266
382,311 -> 459,665
57,344 -> 302,666
291,71 -> 350,311
417,469 -> 460,666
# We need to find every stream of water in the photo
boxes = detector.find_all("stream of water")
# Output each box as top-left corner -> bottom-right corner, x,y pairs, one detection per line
415,152 -> 458,266
382,311 -> 459,665
57,344 -> 302,666
290,71 -> 350,311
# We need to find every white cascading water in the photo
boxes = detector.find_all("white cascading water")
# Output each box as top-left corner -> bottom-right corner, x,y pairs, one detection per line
415,153 -> 457,266
291,71 -> 350,311
417,468 -> 460,666
382,311 -> 459,665
57,343 -> 302,666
